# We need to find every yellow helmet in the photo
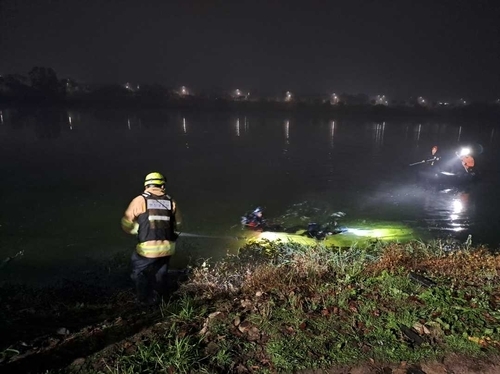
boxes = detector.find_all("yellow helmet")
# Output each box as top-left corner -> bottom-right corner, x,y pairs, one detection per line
144,172 -> 166,186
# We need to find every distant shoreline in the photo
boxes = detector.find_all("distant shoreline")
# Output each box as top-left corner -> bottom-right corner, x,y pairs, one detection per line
2,97 -> 500,121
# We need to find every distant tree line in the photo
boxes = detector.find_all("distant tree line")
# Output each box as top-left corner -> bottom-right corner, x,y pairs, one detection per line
0,67 -> 175,105
1,67 -> 500,120
0,67 -> 65,101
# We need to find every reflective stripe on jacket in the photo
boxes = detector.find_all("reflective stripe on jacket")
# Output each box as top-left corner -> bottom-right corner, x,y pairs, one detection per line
136,241 -> 176,258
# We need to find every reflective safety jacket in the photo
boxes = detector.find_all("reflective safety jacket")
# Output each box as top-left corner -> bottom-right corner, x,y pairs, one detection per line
138,192 -> 176,240
122,187 -> 180,258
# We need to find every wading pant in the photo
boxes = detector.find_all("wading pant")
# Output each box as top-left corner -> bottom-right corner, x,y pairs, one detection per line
130,252 -> 170,303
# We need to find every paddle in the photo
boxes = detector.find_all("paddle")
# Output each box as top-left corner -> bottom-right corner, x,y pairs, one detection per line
409,158 -> 437,166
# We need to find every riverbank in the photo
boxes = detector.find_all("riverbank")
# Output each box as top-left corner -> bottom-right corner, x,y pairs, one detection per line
1,238 -> 500,373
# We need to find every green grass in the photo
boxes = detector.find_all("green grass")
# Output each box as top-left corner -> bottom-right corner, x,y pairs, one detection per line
186,240 -> 497,372
106,325 -> 203,374
4,239 -> 500,373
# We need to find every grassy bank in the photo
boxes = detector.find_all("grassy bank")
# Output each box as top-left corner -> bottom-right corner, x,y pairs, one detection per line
2,238 -> 500,373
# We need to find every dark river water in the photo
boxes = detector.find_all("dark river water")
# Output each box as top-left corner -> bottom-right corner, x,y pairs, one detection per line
1,107 -> 500,284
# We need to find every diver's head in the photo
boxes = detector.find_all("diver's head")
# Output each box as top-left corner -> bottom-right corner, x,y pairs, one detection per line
253,207 -> 263,217
432,145 -> 438,155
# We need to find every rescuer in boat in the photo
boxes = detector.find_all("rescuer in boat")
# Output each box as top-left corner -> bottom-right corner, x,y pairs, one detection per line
418,145 -> 441,169
241,207 -> 345,239
456,148 -> 475,174
121,172 -> 181,305
429,145 -> 441,168
411,145 -> 441,171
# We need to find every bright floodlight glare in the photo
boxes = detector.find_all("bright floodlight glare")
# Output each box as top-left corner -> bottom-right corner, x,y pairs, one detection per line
371,229 -> 382,238
346,227 -> 402,238
346,228 -> 372,236
452,199 -> 463,214
459,147 -> 471,156
259,232 -> 283,241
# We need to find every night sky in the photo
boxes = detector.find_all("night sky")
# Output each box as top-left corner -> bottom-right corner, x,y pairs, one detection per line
1,0 -> 499,100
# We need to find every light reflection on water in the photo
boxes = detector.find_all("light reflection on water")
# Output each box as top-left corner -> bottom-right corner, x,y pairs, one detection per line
0,107 -> 499,283
423,188 -> 473,233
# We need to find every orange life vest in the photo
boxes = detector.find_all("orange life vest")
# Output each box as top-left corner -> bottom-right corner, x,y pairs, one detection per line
461,155 -> 475,170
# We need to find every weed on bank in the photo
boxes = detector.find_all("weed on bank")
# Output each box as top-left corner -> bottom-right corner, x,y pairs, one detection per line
83,238 -> 500,374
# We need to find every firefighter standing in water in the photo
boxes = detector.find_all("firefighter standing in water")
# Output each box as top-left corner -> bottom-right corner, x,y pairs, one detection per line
121,172 -> 181,305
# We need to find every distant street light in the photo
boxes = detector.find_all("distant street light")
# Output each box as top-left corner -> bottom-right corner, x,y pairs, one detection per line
375,94 -> 388,105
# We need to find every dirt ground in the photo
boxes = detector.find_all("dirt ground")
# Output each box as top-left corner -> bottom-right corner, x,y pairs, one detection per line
296,354 -> 500,374
3,297 -> 500,374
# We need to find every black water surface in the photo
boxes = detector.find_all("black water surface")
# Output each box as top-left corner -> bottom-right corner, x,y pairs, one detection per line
1,107 -> 499,284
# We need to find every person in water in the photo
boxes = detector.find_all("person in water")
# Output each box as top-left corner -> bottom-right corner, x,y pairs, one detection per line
241,207 -> 266,229
241,207 -> 345,239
